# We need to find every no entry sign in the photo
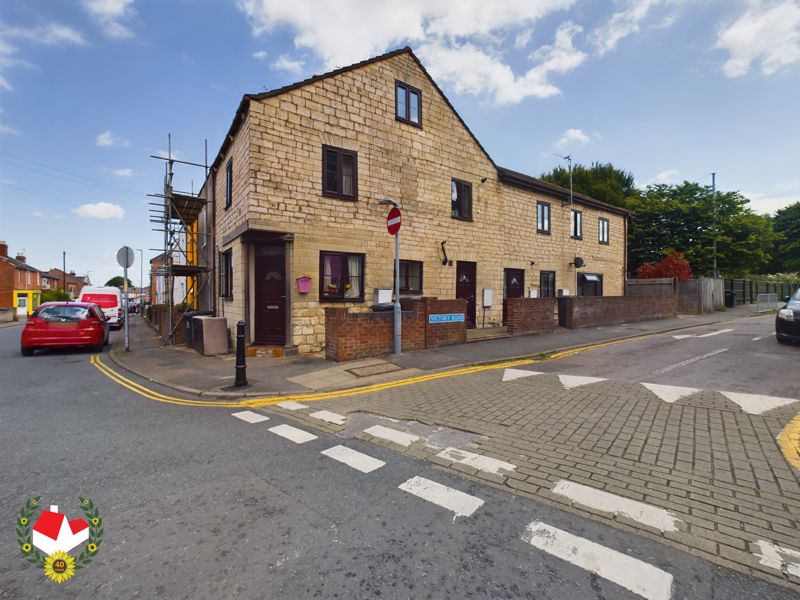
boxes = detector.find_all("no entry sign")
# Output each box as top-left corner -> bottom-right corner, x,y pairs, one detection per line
386,206 -> 402,235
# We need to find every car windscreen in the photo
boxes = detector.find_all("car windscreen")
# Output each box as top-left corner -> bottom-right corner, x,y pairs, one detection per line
793,288 -> 800,302
81,294 -> 118,308
36,305 -> 92,321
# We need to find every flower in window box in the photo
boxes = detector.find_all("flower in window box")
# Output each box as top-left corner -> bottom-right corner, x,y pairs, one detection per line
343,280 -> 351,291
326,282 -> 338,295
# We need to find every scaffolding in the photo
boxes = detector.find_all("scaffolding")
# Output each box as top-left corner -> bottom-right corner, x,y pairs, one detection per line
148,135 -> 211,344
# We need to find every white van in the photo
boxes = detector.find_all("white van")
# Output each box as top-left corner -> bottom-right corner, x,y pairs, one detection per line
78,286 -> 123,329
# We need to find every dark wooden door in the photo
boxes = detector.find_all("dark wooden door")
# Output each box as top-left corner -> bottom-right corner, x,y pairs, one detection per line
502,268 -> 525,324
254,244 -> 286,344
456,261 -> 477,328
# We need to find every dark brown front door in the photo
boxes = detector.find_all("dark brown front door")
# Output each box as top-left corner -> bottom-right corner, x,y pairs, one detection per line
502,268 -> 525,324
254,244 -> 286,344
456,261 -> 477,328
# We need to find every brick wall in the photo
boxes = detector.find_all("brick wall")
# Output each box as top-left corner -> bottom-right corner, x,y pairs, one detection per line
506,297 -> 556,336
423,298 -> 467,348
325,297 -> 466,361
559,296 -> 677,329
0,260 -> 13,309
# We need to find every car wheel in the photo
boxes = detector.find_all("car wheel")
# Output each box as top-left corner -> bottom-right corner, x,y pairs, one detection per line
21,346 -> 33,356
104,332 -> 110,346
776,335 -> 788,344
93,342 -> 104,353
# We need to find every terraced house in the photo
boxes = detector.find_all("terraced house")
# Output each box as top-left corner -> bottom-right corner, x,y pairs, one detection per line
209,47 -> 629,355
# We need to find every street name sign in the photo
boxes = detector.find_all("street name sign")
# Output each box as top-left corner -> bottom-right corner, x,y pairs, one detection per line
428,313 -> 465,323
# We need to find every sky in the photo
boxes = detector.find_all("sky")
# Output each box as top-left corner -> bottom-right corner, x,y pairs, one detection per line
0,0 -> 798,286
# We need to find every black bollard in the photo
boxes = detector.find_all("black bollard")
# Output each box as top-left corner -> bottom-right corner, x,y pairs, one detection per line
234,320 -> 248,387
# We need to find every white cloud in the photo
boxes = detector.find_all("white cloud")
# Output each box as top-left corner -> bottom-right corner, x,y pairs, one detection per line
590,0 -> 661,56
31,210 -> 44,218
0,23 -> 88,46
0,75 -> 11,91
0,123 -> 20,135
82,0 -> 137,39
649,168 -> 680,184
419,22 -> 586,105
72,202 -> 125,219
271,54 -> 304,74
514,28 -> 533,49
111,168 -> 134,177
715,1 -> 800,78
744,190 -> 799,214
96,130 -> 129,147
555,127 -> 590,150
252,50 -> 268,60
235,0 -> 581,105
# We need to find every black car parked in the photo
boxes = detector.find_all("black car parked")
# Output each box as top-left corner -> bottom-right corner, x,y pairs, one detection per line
776,287 -> 800,344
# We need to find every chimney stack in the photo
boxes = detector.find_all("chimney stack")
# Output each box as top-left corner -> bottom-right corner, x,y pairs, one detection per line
0,241 -> 7,257
15,252 -> 26,263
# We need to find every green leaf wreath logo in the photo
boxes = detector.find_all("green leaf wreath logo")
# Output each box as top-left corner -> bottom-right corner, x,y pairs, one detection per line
17,497 -> 104,583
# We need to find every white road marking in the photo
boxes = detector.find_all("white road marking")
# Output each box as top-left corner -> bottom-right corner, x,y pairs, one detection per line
268,424 -> 318,444
320,445 -> 385,473
652,348 -> 728,375
673,328 -> 735,340
522,521 -> 673,600
436,447 -> 516,475
398,476 -> 484,517
310,410 -> 347,425
559,374 -> 606,389
231,410 -> 269,424
641,383 -> 700,404
753,540 -> 800,577
502,368 -> 544,382
364,425 -> 420,447
276,401 -> 308,411
751,336 -> 766,341
552,480 -> 681,532
718,391 -> 798,415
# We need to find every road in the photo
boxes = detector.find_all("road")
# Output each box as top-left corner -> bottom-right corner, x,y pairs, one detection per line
0,316 -> 797,599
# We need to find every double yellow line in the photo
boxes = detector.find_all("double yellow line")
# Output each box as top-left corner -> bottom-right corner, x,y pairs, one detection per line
89,354 -> 538,409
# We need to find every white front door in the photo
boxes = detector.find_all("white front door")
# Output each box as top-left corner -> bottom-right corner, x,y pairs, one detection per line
16,296 -> 28,316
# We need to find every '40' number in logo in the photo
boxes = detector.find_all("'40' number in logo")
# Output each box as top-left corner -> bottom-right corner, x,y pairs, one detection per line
17,497 -> 104,583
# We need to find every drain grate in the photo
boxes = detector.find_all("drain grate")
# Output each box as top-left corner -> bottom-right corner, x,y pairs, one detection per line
346,363 -> 403,378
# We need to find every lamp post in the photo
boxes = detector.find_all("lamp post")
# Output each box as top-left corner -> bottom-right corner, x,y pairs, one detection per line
136,248 -> 144,312
379,198 -> 401,355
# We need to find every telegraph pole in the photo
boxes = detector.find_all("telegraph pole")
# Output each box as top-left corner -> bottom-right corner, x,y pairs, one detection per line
712,172 -> 718,278
62,251 -> 66,295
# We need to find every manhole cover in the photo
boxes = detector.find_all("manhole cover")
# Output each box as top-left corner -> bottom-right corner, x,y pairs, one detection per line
346,363 -> 403,378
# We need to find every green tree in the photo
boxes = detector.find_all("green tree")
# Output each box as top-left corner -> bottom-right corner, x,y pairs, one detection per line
540,162 -> 639,209
105,276 -> 133,288
768,202 -> 800,274
41,289 -> 70,302
629,182 -> 775,277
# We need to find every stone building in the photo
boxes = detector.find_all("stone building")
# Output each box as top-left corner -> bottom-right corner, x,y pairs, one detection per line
207,47 -> 629,355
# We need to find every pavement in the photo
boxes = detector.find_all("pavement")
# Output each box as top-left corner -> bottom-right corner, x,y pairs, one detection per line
109,304 -> 763,399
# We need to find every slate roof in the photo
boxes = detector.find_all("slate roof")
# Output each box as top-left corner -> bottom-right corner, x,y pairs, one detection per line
0,255 -> 40,272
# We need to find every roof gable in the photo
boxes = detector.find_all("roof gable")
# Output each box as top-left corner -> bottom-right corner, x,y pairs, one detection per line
32,511 -> 63,540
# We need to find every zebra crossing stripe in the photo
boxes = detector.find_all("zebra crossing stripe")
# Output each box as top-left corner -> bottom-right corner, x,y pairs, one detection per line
321,445 -> 385,473
398,476 -> 484,517
522,521 -> 673,600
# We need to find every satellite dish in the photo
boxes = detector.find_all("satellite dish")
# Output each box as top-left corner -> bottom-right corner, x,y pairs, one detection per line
573,257 -> 584,268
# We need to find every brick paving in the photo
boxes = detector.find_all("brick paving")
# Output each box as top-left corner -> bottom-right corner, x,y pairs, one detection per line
274,368 -> 800,589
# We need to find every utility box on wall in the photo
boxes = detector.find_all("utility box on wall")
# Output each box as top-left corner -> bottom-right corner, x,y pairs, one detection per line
482,288 -> 493,307
374,288 -> 392,305
296,276 -> 312,294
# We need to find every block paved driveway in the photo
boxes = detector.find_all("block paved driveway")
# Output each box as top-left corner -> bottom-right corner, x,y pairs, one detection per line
0,323 -> 796,599
305,313 -> 800,589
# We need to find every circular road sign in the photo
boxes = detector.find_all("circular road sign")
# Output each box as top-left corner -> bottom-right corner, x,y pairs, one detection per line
386,206 -> 402,235
117,246 -> 135,268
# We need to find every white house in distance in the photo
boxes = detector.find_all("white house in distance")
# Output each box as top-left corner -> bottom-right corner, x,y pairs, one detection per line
31,505 -> 89,556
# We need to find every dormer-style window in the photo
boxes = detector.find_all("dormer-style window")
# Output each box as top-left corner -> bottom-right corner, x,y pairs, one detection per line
395,81 -> 421,126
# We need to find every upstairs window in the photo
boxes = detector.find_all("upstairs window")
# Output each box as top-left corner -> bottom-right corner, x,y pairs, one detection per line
322,146 -> 358,200
537,202 -> 551,234
225,159 -> 233,209
451,179 -> 472,220
570,209 -> 583,239
395,81 -> 421,126
320,251 -> 364,301
599,217 -> 610,244
399,260 -> 423,294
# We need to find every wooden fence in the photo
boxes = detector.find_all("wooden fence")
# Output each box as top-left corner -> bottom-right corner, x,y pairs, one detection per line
724,279 -> 799,305
627,277 -> 724,314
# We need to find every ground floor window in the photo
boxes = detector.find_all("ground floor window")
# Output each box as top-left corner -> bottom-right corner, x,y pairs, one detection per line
578,273 -> 603,296
219,249 -> 233,299
540,271 -> 556,297
399,260 -> 423,293
320,251 -> 364,301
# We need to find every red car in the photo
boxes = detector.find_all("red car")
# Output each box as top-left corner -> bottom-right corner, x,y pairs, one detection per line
21,302 -> 110,356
